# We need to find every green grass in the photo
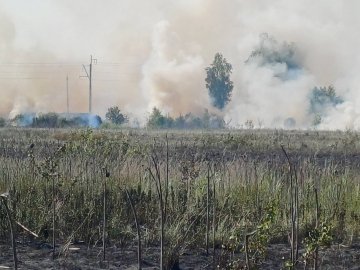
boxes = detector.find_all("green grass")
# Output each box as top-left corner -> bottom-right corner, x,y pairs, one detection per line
0,127 -> 359,267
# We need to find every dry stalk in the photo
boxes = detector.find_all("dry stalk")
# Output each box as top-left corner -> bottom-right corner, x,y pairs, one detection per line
281,145 -> 299,268
212,164 -> 216,264
52,173 -> 57,259
314,187 -> 320,270
1,195 -> 18,270
244,230 -> 257,270
148,153 -> 165,270
206,162 -> 210,255
103,169 -> 110,261
125,188 -> 142,270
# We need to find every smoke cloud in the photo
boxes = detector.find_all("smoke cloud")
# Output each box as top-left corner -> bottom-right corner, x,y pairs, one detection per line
1,0 -> 360,129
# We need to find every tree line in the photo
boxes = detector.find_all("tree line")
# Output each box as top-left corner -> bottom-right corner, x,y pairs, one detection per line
0,35 -> 345,129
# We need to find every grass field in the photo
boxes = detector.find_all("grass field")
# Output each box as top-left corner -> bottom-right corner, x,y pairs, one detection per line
0,128 -> 359,269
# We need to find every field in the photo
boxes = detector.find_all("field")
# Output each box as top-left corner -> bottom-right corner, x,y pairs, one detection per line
0,128 -> 359,269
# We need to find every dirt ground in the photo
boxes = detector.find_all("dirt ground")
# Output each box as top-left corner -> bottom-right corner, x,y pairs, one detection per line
1,241 -> 359,269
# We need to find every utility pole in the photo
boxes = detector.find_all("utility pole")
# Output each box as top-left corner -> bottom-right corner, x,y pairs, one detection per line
81,55 -> 97,114
66,75 -> 69,114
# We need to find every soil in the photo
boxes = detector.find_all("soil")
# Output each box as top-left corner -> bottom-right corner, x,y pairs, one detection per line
1,241 -> 359,269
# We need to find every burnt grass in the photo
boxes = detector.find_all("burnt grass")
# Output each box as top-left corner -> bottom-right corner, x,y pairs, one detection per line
2,128 -> 360,168
1,240 -> 360,269
0,128 -> 360,269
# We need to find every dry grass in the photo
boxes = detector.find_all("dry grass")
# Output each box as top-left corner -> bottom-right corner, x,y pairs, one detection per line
0,127 -> 359,268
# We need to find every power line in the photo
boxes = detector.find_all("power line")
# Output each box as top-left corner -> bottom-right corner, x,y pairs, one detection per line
0,77 -> 53,80
93,79 -> 136,82
0,61 -> 140,66
96,61 -> 141,65
0,62 -> 82,66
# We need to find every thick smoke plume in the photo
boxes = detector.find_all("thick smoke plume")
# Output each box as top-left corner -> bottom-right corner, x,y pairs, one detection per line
1,0 -> 360,129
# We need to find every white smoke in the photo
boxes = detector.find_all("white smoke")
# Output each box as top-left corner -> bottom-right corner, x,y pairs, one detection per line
1,0 -> 360,129
140,21 -> 211,119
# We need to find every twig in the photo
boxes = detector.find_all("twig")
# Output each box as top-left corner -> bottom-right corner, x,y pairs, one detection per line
245,230 -> 257,270
16,221 -> 38,238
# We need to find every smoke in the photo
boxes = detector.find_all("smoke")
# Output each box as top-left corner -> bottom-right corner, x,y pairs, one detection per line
140,21 -> 212,117
225,33 -> 316,128
1,1 -> 360,129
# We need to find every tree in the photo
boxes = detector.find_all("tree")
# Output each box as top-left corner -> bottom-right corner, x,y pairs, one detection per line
308,85 -> 343,127
309,85 -> 343,115
205,53 -> 234,110
247,33 -> 299,71
147,107 -> 173,129
105,106 -> 128,125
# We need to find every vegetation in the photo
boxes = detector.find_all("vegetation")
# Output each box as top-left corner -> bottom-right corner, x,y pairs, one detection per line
0,85 -> 344,131
205,53 -> 234,110
105,106 -> 128,125
32,113 -> 60,128
247,33 -> 299,71
147,107 -> 173,129
0,117 -> 5,128
309,85 -> 343,126
309,85 -> 343,114
147,107 -> 225,129
9,113 -> 102,128
0,128 -> 359,268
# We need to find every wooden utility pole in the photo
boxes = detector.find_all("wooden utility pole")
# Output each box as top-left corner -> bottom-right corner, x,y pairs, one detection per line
81,55 -> 97,113
66,75 -> 69,114
89,55 -> 93,113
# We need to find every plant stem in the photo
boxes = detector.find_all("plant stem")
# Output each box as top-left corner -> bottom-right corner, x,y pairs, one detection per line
125,188 -> 142,270
206,162 -> 210,256
281,145 -> 298,268
212,168 -> 216,263
1,196 -> 18,270
314,187 -> 320,270
52,174 -> 56,259
103,171 -> 108,261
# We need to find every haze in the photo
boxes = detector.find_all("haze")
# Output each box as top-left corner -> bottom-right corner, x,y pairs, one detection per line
1,0 -> 360,129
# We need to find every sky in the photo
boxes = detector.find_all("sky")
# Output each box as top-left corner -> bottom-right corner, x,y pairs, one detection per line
1,0 -> 360,129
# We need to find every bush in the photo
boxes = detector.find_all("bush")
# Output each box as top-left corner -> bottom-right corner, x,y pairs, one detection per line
147,107 -> 225,129
147,107 -> 173,129
32,113 -> 59,128
105,106 -> 128,125
11,114 -> 34,127
0,117 -> 5,127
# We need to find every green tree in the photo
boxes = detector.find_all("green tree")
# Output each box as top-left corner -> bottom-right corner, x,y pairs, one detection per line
147,107 -> 173,129
105,106 -> 128,125
247,33 -> 298,70
174,114 -> 186,129
308,85 -> 343,127
309,85 -> 343,115
205,53 -> 234,110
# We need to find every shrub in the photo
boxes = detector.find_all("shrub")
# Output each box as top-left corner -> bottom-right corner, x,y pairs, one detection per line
0,117 -> 5,127
105,106 -> 128,125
